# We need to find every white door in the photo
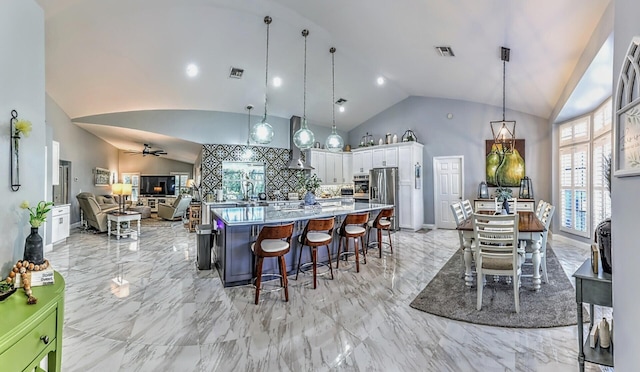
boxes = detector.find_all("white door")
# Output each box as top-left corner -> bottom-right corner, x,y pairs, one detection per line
433,156 -> 464,229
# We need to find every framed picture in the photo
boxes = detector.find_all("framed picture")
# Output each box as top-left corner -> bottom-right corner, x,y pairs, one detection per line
94,167 -> 111,186
614,36 -> 640,177
485,139 -> 526,187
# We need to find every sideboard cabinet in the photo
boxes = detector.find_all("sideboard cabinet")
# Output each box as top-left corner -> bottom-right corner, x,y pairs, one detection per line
474,198 -> 535,212
0,271 -> 65,372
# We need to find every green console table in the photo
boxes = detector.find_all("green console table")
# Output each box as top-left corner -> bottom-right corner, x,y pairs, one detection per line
0,271 -> 65,372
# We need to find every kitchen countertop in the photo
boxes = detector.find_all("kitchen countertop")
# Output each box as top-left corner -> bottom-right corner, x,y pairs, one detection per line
212,201 -> 391,225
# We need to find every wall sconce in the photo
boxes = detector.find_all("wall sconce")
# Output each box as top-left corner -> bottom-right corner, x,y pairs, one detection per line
10,110 -> 31,192
519,177 -> 534,199
477,181 -> 489,199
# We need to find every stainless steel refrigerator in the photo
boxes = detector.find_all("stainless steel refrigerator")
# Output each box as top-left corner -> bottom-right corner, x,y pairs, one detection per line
369,167 -> 399,230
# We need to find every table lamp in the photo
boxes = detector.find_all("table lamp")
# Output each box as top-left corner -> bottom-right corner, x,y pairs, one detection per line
112,183 -> 133,213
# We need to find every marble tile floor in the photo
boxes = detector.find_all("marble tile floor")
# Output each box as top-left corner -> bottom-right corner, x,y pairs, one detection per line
45,223 -> 613,372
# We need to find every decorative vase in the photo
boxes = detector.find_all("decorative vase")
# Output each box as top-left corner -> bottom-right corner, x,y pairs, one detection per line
24,227 -> 44,265
595,218 -> 612,274
303,191 -> 316,206
599,317 -> 611,348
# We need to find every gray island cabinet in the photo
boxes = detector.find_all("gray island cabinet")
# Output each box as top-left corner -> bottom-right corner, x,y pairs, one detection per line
211,202 -> 393,287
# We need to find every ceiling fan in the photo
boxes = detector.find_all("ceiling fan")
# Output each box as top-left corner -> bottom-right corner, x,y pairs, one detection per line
125,143 -> 167,157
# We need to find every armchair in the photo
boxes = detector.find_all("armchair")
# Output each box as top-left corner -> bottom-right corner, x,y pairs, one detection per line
76,192 -> 119,232
158,194 -> 192,220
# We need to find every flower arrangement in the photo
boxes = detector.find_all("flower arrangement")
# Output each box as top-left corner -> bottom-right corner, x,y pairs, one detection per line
14,119 -> 32,138
297,172 -> 321,193
20,201 -> 54,228
493,187 -> 513,202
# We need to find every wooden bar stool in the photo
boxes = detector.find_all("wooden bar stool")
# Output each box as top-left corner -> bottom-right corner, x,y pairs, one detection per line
251,222 -> 294,305
366,208 -> 394,258
336,212 -> 369,272
295,217 -> 335,289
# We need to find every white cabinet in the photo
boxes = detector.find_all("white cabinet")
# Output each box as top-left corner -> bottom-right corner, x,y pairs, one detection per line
353,149 -> 373,175
396,143 -> 424,231
139,196 -> 176,212
51,204 -> 70,244
52,141 -> 60,186
307,149 -> 350,185
372,147 -> 398,168
342,153 -> 353,183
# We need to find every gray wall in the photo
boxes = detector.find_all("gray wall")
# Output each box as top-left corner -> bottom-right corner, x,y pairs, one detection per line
0,0 -> 45,275
349,96 -> 551,225
47,95 -> 120,224
612,0 -> 640,368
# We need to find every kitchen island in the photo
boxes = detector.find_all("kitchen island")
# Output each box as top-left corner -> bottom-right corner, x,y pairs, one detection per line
211,201 -> 393,287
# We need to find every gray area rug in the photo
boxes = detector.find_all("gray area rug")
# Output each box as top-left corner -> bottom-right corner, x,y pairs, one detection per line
139,216 -> 183,227
410,247 -> 580,328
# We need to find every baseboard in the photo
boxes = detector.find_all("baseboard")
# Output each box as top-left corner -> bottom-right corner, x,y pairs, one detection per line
552,233 -> 591,250
70,222 -> 82,229
423,224 -> 436,230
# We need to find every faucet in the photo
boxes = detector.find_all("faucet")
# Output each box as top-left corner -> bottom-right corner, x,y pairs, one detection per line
243,181 -> 254,201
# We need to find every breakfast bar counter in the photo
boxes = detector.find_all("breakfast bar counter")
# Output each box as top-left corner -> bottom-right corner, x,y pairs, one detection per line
211,202 -> 392,287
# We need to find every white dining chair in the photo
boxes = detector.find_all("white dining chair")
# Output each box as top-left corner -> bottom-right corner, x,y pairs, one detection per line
450,202 -> 467,273
522,203 -> 555,283
495,197 -> 517,214
473,213 -> 521,313
461,199 -> 474,219
535,199 -> 546,219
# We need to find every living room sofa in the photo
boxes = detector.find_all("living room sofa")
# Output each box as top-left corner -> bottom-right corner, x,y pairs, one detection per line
76,192 -> 120,232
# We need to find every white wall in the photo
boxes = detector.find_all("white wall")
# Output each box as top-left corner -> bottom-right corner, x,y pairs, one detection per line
0,0 -> 45,274
612,0 -> 640,368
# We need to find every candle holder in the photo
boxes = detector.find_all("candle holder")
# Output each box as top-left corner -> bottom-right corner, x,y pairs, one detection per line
10,110 -> 21,192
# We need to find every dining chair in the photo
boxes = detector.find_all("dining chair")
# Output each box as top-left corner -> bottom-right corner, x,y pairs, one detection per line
496,197 -> 518,214
535,199 -> 546,219
451,202 -> 468,273
461,199 -> 474,219
472,213 -> 521,313
522,203 -> 555,283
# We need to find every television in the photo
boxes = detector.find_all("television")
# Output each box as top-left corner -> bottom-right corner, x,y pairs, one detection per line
140,175 -> 176,196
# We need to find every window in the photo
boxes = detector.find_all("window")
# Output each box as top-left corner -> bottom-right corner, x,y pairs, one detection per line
121,173 -> 140,201
557,97 -> 612,238
171,172 -> 190,196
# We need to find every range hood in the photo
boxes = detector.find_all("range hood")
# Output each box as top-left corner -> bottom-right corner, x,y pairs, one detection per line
286,115 -> 314,170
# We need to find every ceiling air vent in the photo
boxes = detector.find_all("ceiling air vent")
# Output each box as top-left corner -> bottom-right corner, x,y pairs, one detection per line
335,98 -> 347,105
435,46 -> 455,57
229,67 -> 244,79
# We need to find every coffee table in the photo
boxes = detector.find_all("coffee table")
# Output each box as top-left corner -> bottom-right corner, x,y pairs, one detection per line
107,211 -> 141,239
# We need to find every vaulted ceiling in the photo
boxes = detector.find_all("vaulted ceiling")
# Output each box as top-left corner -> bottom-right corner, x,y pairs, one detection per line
37,0 -> 612,162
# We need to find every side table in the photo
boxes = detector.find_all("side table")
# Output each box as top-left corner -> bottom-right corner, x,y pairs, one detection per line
107,211 -> 141,239
0,271 -> 65,371
573,259 -> 613,371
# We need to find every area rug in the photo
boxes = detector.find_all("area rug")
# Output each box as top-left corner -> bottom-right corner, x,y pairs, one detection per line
410,247 -> 580,328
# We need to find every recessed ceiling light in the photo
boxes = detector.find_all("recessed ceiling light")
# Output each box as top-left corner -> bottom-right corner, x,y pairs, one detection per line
186,63 -> 199,77
273,77 -> 282,87
339,106 -> 345,113
377,77 -> 385,85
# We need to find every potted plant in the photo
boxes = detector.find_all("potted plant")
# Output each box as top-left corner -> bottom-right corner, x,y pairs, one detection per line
20,200 -> 54,265
297,172 -> 321,205
494,187 -> 513,214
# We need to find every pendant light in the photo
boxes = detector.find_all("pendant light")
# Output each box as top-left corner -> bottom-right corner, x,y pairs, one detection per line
325,47 -> 344,152
251,16 -> 274,144
293,29 -> 315,150
243,105 -> 254,160
490,47 -> 516,151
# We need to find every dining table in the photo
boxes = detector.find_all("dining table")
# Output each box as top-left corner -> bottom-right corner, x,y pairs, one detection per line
456,211 -> 546,290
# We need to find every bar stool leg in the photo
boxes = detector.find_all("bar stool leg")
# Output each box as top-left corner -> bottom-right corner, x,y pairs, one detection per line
387,228 -> 393,254
336,236 -> 343,268
295,240 -> 304,281
279,256 -> 289,302
254,257 -> 264,305
354,237 -> 360,272
312,247 -> 318,289
326,245 -> 334,280
378,228 -> 383,258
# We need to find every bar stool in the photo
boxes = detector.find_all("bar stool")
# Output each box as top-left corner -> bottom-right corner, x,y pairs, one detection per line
251,222 -> 294,305
336,212 -> 369,272
295,217 -> 335,289
366,208 -> 394,258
